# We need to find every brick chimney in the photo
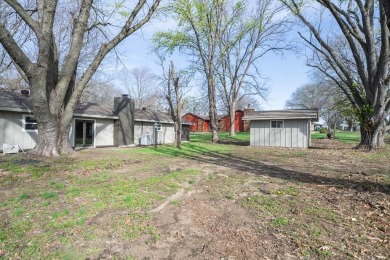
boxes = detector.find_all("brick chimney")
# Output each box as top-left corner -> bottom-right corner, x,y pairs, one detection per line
114,95 -> 135,146
244,104 -> 254,115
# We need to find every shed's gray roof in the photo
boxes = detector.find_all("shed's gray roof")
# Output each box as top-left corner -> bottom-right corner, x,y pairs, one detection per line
242,109 -> 318,121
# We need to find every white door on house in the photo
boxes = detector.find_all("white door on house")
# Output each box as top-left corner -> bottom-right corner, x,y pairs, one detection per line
75,119 -> 95,147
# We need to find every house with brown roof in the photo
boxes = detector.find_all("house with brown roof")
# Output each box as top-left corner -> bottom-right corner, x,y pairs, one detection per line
243,109 -> 318,148
0,91 -> 190,152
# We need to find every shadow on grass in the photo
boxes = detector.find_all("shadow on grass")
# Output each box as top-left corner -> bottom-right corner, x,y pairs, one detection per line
151,143 -> 390,196
217,140 -> 250,146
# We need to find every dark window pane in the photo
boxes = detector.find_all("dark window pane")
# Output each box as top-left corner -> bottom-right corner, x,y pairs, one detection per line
25,116 -> 37,123
271,121 -> 283,128
25,123 -> 37,130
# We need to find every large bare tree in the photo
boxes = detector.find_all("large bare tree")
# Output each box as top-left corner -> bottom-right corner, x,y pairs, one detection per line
80,79 -> 122,106
166,61 -> 186,147
0,0 -> 161,156
119,66 -> 161,110
282,0 -> 390,150
382,0 -> 390,31
216,0 -> 288,136
153,0 -> 225,143
285,82 -> 333,111
285,80 -> 345,132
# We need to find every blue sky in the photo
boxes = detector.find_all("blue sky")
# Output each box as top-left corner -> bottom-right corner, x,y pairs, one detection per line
107,12 -> 311,111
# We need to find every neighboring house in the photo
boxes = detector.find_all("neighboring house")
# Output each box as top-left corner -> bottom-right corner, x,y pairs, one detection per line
183,108 -> 252,133
243,109 -> 318,148
182,113 -> 210,132
0,91 -> 190,152
313,122 -> 323,131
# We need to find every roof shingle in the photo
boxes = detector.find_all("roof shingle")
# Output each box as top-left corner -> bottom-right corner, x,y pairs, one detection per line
0,90 -> 187,123
242,109 -> 318,121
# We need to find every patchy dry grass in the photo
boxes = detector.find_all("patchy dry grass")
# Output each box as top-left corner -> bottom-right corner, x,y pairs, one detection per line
0,132 -> 389,259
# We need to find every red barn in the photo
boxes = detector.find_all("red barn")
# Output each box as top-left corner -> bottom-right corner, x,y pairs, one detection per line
182,113 -> 210,132
183,109 -> 251,132
218,110 -> 245,132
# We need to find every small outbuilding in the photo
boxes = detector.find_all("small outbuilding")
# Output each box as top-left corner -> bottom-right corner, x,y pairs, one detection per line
242,109 -> 318,148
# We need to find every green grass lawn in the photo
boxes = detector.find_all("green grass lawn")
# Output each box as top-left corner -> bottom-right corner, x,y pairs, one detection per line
0,130 -> 389,259
311,130 -> 361,144
190,131 -> 250,143
195,130 -> 362,144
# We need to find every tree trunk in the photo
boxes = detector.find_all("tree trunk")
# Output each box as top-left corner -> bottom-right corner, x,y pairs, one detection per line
382,0 -> 390,31
58,119 -> 75,155
175,120 -> 182,148
30,119 -> 60,157
229,105 -> 236,136
208,77 -> 218,143
358,123 -> 386,150
176,100 -> 182,147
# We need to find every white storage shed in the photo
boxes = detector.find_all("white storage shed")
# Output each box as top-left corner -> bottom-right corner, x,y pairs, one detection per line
243,109 -> 318,148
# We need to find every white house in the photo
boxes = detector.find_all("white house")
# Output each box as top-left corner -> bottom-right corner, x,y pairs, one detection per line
242,109 -> 319,148
0,91 -> 190,152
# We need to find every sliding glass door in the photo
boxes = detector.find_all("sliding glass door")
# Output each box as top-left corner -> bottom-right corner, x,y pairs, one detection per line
75,119 -> 95,147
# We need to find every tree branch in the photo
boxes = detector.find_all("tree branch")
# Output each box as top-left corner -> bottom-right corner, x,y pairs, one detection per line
64,0 -> 161,122
0,23 -> 33,76
4,0 -> 40,34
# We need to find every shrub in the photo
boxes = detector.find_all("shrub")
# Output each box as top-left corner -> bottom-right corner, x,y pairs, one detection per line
319,128 -> 327,134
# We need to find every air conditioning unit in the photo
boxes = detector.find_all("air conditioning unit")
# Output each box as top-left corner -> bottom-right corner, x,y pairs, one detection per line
140,134 -> 151,146
3,144 -> 20,154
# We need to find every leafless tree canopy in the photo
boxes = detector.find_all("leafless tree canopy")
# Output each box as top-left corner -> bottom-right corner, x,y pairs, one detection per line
80,79 -> 122,107
282,0 -> 390,150
0,0 -> 161,156
215,0 -> 288,136
119,66 -> 162,110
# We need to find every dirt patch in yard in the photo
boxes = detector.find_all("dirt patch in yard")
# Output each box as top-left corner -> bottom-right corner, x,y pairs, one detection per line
0,139 -> 389,259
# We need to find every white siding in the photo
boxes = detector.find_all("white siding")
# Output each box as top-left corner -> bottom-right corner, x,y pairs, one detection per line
95,119 -> 114,146
250,119 -> 310,148
0,111 -> 38,151
70,118 -> 115,147
134,121 -> 175,145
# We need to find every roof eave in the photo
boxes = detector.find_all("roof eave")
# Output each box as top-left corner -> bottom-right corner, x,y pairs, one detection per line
0,107 -> 33,113
73,113 -> 119,119
243,116 -> 318,121
135,119 -> 173,124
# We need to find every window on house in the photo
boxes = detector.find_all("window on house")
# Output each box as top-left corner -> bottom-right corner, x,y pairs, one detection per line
271,120 -> 283,129
23,115 -> 38,131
